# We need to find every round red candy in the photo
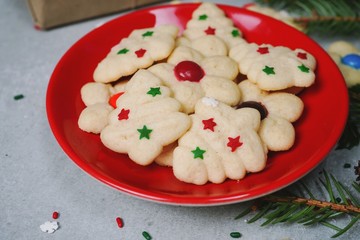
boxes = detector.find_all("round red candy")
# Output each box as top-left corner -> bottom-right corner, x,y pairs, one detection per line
174,61 -> 205,82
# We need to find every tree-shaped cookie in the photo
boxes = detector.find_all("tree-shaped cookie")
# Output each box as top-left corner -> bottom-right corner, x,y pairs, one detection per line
100,69 -> 191,166
237,80 -> 304,151
178,2 -> 246,55
173,97 -> 268,185
93,25 -> 178,83
229,42 -> 316,91
148,46 -> 241,114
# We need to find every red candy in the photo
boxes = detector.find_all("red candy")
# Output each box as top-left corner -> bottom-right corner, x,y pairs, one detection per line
109,92 -> 124,108
174,61 -> 205,82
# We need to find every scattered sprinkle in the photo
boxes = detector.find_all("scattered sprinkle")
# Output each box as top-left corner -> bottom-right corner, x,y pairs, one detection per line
116,217 -> 124,228
40,221 -> 59,234
14,94 -> 24,100
343,163 -> 351,168
230,231 -> 242,238
142,231 -> 152,240
52,211 -> 59,219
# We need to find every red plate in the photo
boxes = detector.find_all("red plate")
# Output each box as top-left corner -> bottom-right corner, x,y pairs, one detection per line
46,3 -> 348,205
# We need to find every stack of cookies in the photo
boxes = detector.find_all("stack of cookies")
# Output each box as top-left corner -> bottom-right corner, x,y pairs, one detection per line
78,2 -> 316,185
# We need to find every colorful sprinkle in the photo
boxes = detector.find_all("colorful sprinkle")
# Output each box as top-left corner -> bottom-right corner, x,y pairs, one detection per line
142,231 -> 152,240
135,48 -> 147,58
40,221 -> 59,234
118,108 -> 130,120
202,118 -> 217,132
343,163 -> 351,168
142,31 -> 154,37
116,217 -> 124,228
257,47 -> 269,54
231,29 -> 240,37
117,48 -> 129,55
230,231 -> 242,238
109,92 -> 124,108
202,97 -> 218,107
227,136 -> 243,152
14,94 -> 24,100
191,147 -> 206,160
298,64 -> 310,73
198,14 -> 208,20
52,211 -> 59,219
137,125 -> 152,140
147,87 -> 161,97
204,26 -> 216,35
297,52 -> 308,60
262,65 -> 275,75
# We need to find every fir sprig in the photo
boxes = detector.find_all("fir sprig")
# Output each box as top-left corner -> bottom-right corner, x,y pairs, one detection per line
255,0 -> 360,35
235,171 -> 360,238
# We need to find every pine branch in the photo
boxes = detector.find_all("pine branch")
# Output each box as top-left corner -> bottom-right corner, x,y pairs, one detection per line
263,195 -> 360,214
255,0 -> 360,35
235,171 -> 360,238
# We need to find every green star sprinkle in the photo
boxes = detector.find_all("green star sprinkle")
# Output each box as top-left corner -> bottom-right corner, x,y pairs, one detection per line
198,14 -> 208,20
147,87 -> 161,97
137,125 -> 152,140
191,147 -> 206,160
117,48 -> 129,55
142,31 -> 154,37
298,64 -> 310,73
262,65 -> 275,75
231,29 -> 240,37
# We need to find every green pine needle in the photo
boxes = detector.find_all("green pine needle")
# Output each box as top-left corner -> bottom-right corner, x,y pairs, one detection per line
255,0 -> 360,35
235,171 -> 360,238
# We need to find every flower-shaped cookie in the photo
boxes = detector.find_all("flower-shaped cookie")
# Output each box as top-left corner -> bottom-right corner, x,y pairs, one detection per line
237,80 -> 304,151
100,69 -> 191,166
148,46 -> 241,114
93,25 -> 178,83
173,97 -> 267,185
178,2 -> 246,55
229,42 -> 316,91
328,41 -> 360,87
78,82 -> 116,133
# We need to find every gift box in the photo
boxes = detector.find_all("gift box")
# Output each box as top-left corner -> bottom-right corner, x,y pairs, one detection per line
27,0 -> 170,30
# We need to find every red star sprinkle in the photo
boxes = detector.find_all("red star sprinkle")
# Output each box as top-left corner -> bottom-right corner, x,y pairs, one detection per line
257,47 -> 269,54
297,52 -> 307,60
135,48 -> 146,58
227,136 -> 243,152
118,108 -> 130,120
204,26 -> 216,35
202,118 -> 217,132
